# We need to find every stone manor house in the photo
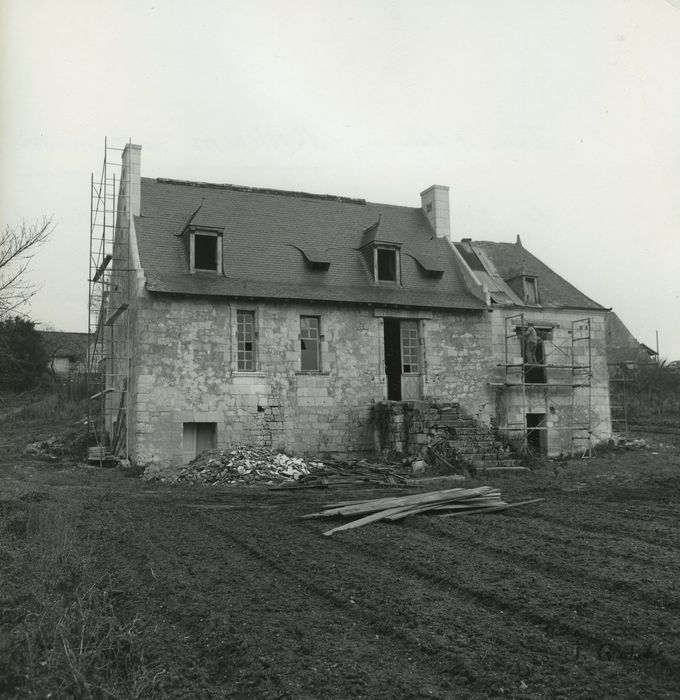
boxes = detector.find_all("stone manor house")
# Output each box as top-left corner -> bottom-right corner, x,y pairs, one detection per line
95,144 -> 612,466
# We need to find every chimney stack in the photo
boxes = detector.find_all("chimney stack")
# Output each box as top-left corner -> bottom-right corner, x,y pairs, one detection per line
121,143 -> 142,216
420,185 -> 451,239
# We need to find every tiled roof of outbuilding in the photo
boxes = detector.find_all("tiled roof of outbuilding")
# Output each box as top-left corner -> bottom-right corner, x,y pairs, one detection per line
39,331 -> 89,359
134,178 -> 486,311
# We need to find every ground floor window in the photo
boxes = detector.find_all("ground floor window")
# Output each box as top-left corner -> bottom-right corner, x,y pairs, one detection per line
300,315 -> 321,371
236,310 -> 256,371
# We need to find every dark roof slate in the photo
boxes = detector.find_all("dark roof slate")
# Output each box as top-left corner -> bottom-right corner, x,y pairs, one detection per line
134,178 -> 486,310
472,241 -> 607,311
605,312 -> 656,365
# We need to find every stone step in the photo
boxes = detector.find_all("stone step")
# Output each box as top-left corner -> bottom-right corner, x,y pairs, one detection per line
455,452 -> 514,461
435,427 -> 486,437
435,419 -> 477,428
469,459 -> 523,470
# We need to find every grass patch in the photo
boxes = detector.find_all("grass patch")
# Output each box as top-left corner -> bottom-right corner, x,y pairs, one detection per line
0,499 -> 156,698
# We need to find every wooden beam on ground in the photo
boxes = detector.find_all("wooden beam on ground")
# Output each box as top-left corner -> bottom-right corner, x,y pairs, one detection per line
438,498 -> 544,518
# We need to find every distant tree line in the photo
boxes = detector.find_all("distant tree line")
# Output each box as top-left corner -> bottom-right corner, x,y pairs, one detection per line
623,362 -> 680,421
0,317 -> 48,392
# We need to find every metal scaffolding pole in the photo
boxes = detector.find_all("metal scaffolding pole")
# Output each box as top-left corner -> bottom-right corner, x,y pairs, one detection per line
87,139 -> 131,463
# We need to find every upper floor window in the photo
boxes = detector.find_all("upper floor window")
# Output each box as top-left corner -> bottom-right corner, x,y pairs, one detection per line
300,316 -> 321,372
236,310 -> 256,371
374,246 -> 400,284
191,231 -> 222,273
523,276 -> 539,304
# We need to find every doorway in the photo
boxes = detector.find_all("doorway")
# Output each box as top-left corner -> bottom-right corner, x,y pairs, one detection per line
383,318 -> 422,401
526,413 -> 546,454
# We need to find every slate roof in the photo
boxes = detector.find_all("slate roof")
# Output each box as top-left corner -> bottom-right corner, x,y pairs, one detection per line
605,312 -> 656,365
469,241 -> 607,311
134,178 -> 486,311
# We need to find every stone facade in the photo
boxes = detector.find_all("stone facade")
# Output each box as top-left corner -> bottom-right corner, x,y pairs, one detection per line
127,286 -> 493,466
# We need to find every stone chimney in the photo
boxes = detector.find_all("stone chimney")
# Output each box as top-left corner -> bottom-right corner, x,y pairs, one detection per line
121,143 -> 142,216
420,185 -> 451,239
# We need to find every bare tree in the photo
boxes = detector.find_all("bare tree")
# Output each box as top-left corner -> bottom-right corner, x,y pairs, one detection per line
0,216 -> 55,319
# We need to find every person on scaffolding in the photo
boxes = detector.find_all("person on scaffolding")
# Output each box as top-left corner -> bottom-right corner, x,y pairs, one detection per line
520,323 -> 538,365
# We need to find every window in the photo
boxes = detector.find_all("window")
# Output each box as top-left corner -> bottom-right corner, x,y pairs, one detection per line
400,321 -> 419,374
300,316 -> 321,371
236,310 -> 256,371
375,247 -> 399,283
524,276 -> 539,304
193,232 -> 220,272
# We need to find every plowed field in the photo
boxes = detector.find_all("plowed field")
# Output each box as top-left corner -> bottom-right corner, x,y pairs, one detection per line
2,428 -> 679,699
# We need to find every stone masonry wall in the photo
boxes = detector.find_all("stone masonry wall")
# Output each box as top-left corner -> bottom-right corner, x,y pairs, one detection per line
128,290 -> 492,467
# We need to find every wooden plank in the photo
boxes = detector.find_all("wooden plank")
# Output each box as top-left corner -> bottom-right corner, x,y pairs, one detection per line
304,486 -> 499,520
89,387 -> 115,400
438,498 -> 544,518
385,498 -> 505,521
105,303 -> 129,326
92,254 -> 113,283
322,505 -> 415,536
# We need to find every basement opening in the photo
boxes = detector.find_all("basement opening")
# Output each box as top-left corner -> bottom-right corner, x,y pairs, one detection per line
183,422 -> 216,459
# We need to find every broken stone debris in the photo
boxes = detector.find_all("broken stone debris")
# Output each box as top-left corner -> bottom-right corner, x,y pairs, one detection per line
155,444 -> 325,486
611,434 -> 650,450
23,436 -> 67,461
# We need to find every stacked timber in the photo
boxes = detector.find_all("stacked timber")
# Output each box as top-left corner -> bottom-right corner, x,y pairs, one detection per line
302,486 -> 543,536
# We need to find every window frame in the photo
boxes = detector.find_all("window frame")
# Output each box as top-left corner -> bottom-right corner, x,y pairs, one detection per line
400,320 -> 420,375
523,276 -> 539,304
236,309 -> 257,372
299,315 -> 322,373
373,245 -> 401,285
190,229 -> 222,274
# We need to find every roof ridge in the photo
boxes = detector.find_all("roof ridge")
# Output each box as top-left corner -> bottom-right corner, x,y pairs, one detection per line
152,177 -> 367,205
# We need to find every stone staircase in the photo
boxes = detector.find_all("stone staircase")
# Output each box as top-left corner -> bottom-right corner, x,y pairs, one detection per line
373,401 -> 522,473
428,405 -> 521,473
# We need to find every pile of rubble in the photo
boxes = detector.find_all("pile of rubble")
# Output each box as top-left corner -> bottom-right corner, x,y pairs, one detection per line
24,436 -> 68,462
159,444 -> 325,486
612,434 -> 650,450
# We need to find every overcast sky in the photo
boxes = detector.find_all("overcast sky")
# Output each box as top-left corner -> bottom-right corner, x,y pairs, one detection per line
1,0 -> 679,359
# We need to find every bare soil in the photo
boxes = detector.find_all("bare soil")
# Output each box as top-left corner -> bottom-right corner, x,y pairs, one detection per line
1,412 -> 679,698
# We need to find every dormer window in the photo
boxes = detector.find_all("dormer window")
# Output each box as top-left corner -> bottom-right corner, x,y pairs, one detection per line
190,230 -> 222,274
376,247 -> 398,282
523,276 -> 539,304
375,246 -> 400,284
195,234 -> 217,270
359,218 -> 402,285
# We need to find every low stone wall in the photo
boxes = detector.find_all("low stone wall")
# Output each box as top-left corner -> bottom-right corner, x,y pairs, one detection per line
372,400 -> 464,455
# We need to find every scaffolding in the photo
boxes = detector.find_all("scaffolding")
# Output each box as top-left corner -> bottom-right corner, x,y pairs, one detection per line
607,363 -> 638,436
500,313 -> 594,457
87,139 -> 131,462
